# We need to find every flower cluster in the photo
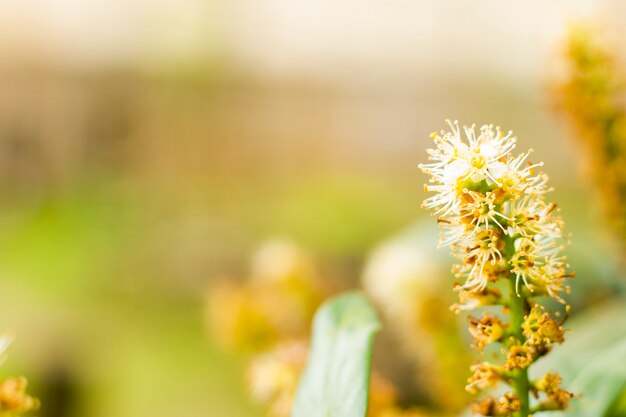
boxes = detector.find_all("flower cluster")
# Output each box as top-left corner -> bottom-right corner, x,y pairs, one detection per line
207,240 -> 323,416
0,377 -> 39,416
0,337 -> 39,417
420,121 -> 574,416
247,341 -> 309,417
555,24 -> 626,253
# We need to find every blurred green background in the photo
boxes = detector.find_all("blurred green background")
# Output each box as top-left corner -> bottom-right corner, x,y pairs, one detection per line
0,1 -> 625,417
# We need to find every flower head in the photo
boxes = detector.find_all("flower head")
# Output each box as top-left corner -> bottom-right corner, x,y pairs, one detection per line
467,314 -> 506,351
420,121 -> 516,217
505,344 -> 534,371
523,304 -> 565,347
451,287 -> 502,313
534,373 -> 574,411
420,121 -> 570,300
496,392 -> 521,415
0,377 -> 39,414
466,362 -> 503,394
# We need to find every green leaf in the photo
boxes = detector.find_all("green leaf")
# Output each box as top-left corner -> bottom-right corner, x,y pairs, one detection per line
606,387 -> 626,417
563,338 -> 626,417
292,291 -> 381,417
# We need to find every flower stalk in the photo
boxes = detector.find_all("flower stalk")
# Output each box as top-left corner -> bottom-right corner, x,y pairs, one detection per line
507,277 -> 530,417
420,121 -> 575,417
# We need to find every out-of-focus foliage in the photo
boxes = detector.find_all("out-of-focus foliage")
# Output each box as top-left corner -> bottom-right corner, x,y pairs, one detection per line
207,236 -> 464,417
207,241 -> 395,417
608,389 -> 626,417
292,292 -> 380,417
565,339 -> 626,417
0,184 -> 262,417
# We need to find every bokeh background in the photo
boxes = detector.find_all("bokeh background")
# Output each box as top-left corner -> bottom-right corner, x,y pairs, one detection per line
0,1 -> 625,417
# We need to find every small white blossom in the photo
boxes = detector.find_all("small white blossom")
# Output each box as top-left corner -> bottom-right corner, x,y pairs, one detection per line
421,121 -> 570,301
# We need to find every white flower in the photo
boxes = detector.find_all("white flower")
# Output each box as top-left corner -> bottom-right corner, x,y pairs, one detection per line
421,121 -> 570,301
420,121 -> 517,217
362,231 -> 445,320
251,239 -> 315,284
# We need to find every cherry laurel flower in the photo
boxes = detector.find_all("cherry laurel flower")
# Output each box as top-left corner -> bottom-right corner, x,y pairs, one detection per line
422,121 -> 575,415
419,121 -> 571,300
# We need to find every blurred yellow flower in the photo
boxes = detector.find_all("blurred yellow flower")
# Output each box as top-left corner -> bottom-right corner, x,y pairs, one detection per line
247,340 -> 308,417
207,239 -> 324,354
555,23 -> 626,251
0,377 -> 39,416
362,226 -> 471,413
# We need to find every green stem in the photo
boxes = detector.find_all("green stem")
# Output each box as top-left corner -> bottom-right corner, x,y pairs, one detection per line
509,278 -> 530,417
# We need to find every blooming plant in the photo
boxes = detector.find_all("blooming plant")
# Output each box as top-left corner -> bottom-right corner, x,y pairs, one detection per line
419,121 -> 575,416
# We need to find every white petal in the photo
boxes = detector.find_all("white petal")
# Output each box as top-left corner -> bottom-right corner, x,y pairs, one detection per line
488,161 -> 508,180
443,159 -> 470,184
